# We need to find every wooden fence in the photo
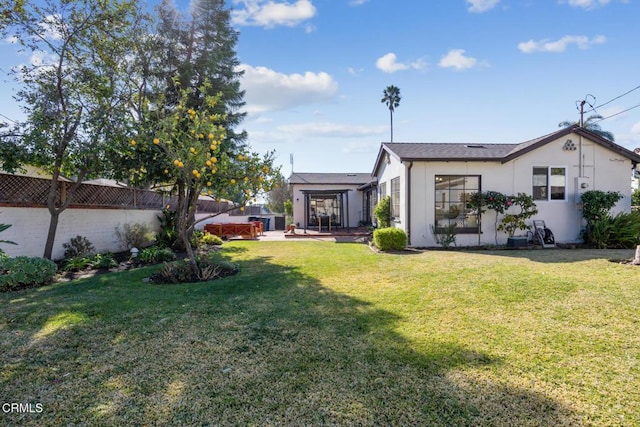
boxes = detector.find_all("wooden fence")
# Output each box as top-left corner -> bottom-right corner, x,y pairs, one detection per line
0,173 -> 231,213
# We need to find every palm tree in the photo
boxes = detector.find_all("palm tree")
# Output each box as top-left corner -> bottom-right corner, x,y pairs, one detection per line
381,85 -> 401,142
558,114 -> 615,142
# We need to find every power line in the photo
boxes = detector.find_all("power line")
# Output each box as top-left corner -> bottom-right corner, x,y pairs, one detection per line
0,113 -> 17,123
586,84 -> 640,113
591,103 -> 640,123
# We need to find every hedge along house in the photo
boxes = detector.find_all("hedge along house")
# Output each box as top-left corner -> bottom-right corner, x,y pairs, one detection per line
372,124 -> 640,247
289,172 -> 375,232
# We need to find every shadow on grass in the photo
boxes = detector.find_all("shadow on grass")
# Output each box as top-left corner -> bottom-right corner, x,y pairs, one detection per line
0,247 -> 578,426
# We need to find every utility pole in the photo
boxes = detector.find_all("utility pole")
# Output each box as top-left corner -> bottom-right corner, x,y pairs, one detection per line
578,100 -> 584,177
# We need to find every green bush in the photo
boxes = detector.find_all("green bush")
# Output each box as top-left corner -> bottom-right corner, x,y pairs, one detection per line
91,252 -> 118,269
200,232 -> 223,246
139,246 -> 176,264
632,188 -> 640,207
373,227 -> 407,251
63,256 -> 93,272
63,235 -> 95,259
0,256 -> 58,292
115,223 -> 155,250
374,196 -> 392,228
609,211 -> 640,248
580,190 -> 624,246
156,208 -> 178,248
150,256 -> 239,284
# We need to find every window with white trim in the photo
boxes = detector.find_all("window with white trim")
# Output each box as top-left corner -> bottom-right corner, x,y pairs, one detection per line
434,175 -> 480,233
533,167 -> 566,201
379,182 -> 387,200
391,177 -> 400,218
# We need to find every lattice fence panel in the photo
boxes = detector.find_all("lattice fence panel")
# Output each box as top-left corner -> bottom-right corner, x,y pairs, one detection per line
0,174 -> 56,206
2,173 -> 231,214
72,184 -> 135,207
136,190 -> 170,209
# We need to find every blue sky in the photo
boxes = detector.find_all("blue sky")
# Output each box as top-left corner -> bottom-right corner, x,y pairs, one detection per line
2,0 -> 640,177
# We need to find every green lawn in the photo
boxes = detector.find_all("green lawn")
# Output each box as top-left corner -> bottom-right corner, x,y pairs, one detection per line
1,242 -> 638,426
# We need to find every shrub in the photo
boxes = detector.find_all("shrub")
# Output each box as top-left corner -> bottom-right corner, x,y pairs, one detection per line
373,227 -> 407,251
497,193 -> 538,237
200,232 -> 223,246
189,231 -> 223,249
63,235 -> 95,259
431,224 -> 457,248
156,208 -> 178,248
91,252 -> 118,269
150,256 -> 238,284
581,190 -> 623,225
115,223 -> 154,250
139,246 -> 176,264
63,257 -> 93,272
609,211 -> 640,248
632,188 -> 640,207
0,256 -> 58,292
374,196 -> 392,228
580,210 -> 640,249
580,190 -> 624,246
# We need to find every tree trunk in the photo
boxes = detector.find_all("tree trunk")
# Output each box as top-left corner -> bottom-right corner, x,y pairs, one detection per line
43,211 -> 60,260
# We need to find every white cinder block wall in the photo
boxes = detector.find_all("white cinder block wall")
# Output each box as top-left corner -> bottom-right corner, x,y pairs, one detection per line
1,207 -> 161,260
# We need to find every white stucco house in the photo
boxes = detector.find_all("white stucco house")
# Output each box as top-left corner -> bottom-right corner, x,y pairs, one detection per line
289,172 -> 375,231
373,125 -> 640,247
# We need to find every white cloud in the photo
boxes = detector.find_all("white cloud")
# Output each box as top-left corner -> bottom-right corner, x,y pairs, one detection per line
467,0 -> 500,13
231,0 -> 316,28
560,0 -> 626,9
238,64 -> 338,114
347,67 -> 364,76
518,35 -> 607,53
631,122 -> 640,135
349,0 -> 370,5
278,122 -> 386,138
438,49 -> 485,70
375,53 -> 426,74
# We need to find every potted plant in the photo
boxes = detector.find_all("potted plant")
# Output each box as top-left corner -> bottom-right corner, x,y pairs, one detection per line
284,199 -> 295,232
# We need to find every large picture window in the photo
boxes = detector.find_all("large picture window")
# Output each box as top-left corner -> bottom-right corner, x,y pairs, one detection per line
434,175 -> 480,233
391,177 -> 400,218
533,167 -> 566,201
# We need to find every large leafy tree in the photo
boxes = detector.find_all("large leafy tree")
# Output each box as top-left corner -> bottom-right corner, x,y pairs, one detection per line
265,172 -> 290,214
558,114 -> 615,141
381,85 -> 401,142
127,0 -> 278,277
132,81 -> 277,277
0,0 -> 146,259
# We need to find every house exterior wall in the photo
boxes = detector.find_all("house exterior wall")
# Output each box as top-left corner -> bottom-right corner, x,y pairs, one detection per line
376,155 -> 407,229
291,183 -> 364,229
381,132 -> 635,247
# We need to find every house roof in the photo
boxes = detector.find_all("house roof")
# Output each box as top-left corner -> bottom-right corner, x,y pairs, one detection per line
289,172 -> 373,186
373,125 -> 640,175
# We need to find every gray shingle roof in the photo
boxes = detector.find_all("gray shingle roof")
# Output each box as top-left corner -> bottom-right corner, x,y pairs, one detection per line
380,125 -> 640,164
289,172 -> 372,185
383,142 -> 518,160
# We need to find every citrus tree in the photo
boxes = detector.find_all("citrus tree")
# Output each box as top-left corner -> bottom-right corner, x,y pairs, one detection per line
132,81 -> 277,278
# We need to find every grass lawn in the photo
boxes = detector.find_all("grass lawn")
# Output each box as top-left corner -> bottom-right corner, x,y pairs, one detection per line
1,242 -> 639,426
